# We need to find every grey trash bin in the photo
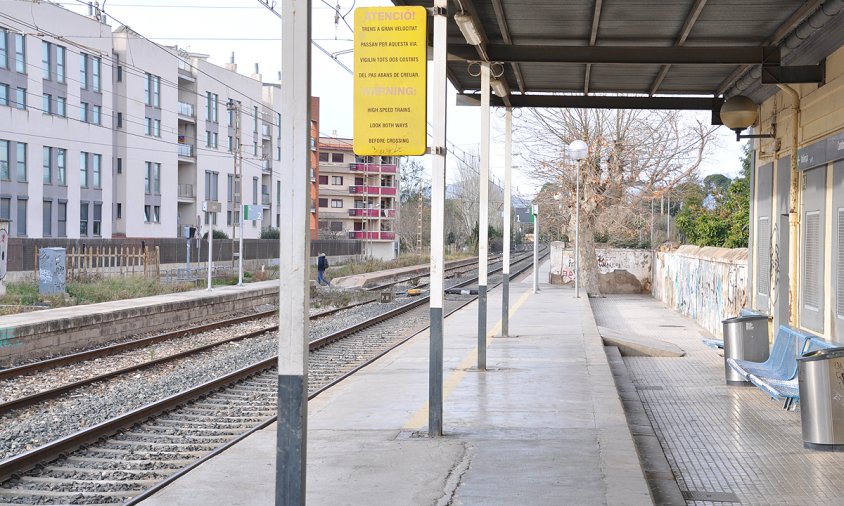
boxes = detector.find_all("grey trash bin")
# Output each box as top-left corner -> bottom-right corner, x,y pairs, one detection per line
797,347 -> 844,451
722,315 -> 769,386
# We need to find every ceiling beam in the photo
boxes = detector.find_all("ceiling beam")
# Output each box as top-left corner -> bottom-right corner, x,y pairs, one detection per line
449,44 -> 781,65
489,0 -> 526,93
649,0 -> 707,96
715,0 -> 824,96
584,0 -> 604,95
457,93 -> 724,111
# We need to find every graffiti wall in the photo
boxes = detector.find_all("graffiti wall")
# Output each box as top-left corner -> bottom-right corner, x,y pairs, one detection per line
652,245 -> 748,338
548,242 -> 652,292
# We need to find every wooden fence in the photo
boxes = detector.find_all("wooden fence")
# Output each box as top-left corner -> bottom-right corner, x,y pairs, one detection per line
35,246 -> 161,280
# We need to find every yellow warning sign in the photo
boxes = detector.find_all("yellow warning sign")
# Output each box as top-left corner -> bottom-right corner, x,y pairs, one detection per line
353,6 -> 427,156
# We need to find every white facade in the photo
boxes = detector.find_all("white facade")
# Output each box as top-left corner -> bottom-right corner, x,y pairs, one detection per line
0,1 -> 282,240
1,0 -> 113,239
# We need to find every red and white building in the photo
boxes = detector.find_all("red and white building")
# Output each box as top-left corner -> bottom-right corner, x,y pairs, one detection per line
316,136 -> 399,260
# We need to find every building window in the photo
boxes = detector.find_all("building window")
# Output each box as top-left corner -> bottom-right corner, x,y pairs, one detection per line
144,73 -> 160,107
253,141 -> 258,156
145,161 -> 152,194
57,148 -> 66,185
153,119 -> 160,137
153,205 -> 160,223
116,111 -> 122,128
57,201 -> 66,237
92,105 -> 101,125
0,84 -> 7,106
331,199 -> 343,208
14,34 -> 25,74
42,93 -> 51,114
332,176 -> 343,185
228,136 -> 233,152
319,152 -> 330,162
1,140 -> 11,180
15,87 -> 26,109
253,105 -> 258,132
43,200 -> 52,236
0,29 -> 7,69
276,146 -> 281,161
42,41 -> 51,80
204,170 -> 219,200
56,96 -> 66,117
80,53 -> 88,88
80,102 -> 88,122
0,198 -> 9,220
92,56 -> 101,92
332,153 -> 343,163
92,154 -> 101,189
116,65 -> 123,82
80,202 -> 89,236
116,202 -> 122,219
318,198 -> 328,208
145,117 -> 152,135
116,157 -> 122,174
93,203 -> 102,235
80,151 -> 88,187
144,205 -> 151,222
330,221 -> 343,232
16,198 -> 26,236
153,162 -> 160,194
253,177 -> 258,205
16,142 -> 26,182
43,146 -> 52,184
318,175 -> 328,185
56,46 -> 65,83
206,92 -> 218,121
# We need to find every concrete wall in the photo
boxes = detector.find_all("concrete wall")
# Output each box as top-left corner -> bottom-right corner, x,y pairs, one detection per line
548,242 -> 652,293
652,245 -> 748,339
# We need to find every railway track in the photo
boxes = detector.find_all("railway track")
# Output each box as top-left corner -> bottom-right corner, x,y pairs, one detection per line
0,249 -> 545,504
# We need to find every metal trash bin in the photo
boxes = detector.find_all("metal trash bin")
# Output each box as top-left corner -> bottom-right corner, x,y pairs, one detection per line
722,314 -> 769,386
797,347 -> 844,451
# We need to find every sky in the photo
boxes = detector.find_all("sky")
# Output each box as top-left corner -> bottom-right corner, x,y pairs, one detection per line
56,0 -> 746,198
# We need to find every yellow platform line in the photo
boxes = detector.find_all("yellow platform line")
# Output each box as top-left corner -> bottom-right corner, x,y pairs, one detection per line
403,287 -> 534,431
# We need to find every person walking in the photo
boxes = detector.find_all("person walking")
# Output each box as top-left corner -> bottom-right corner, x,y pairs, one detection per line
317,253 -> 330,286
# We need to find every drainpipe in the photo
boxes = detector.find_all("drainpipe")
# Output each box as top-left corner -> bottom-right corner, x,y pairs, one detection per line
778,84 -> 800,326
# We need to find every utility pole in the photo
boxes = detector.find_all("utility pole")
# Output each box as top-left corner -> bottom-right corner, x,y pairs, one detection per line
229,100 -> 242,272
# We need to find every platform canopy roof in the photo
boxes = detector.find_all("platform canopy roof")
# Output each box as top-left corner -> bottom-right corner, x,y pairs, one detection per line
391,0 -> 844,119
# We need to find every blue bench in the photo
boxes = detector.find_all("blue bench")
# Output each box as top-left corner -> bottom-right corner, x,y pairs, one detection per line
701,309 -> 766,350
727,325 -> 833,410
746,337 -> 837,410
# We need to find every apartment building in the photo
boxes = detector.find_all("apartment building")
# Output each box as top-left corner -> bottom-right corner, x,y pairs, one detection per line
1,1 -> 113,239
317,136 -> 399,260
1,1 -> 289,241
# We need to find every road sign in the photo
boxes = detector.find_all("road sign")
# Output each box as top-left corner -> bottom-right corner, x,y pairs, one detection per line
353,6 -> 427,156
202,201 -> 221,213
243,204 -> 264,221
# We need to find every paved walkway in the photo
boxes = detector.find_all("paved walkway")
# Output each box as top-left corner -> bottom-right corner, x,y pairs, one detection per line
140,263 -> 651,505
593,294 -> 844,505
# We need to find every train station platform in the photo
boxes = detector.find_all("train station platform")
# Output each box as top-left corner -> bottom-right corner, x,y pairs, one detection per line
139,262 -> 652,505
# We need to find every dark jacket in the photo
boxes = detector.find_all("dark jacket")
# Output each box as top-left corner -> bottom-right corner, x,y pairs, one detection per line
317,255 -> 329,271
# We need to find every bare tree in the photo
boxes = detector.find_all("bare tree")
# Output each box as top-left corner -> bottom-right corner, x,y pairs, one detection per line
517,108 -> 717,296
398,159 -> 431,253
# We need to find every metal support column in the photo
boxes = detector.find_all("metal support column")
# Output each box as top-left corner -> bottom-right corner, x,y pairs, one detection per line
501,107 -> 512,337
477,62 -> 490,370
533,205 -> 539,293
428,0 -> 448,438
276,0 -> 310,503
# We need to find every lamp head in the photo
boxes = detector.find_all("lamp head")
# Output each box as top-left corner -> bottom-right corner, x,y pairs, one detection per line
568,140 -> 588,161
720,95 -> 758,132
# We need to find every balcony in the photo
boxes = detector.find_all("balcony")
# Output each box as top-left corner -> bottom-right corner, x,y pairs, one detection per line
178,102 -> 195,118
348,208 -> 396,218
261,158 -> 271,173
347,231 -> 396,241
178,183 -> 195,200
262,193 -> 271,206
349,163 -> 397,174
178,143 -> 195,158
347,185 -> 397,196
261,123 -> 271,138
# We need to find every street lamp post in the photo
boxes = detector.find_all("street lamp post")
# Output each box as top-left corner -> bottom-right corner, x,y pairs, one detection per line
567,140 -> 588,298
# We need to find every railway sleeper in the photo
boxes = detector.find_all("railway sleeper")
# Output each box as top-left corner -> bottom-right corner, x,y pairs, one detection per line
3,475 -> 155,491
64,455 -> 194,469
